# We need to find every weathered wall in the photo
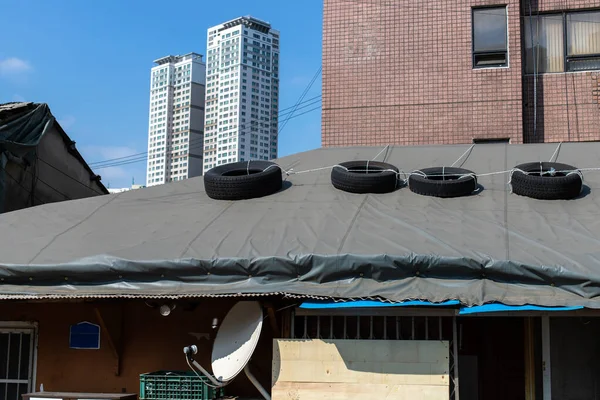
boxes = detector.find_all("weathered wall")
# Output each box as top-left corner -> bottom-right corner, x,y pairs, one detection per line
3,120 -> 107,213
0,300 -> 273,398
322,0 -> 524,147
272,339 -> 449,400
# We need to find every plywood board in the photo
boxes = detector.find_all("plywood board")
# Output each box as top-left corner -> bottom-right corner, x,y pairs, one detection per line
272,339 -> 449,400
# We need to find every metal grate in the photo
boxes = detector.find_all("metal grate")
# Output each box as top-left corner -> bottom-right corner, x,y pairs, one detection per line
0,330 -> 34,400
292,313 -> 459,400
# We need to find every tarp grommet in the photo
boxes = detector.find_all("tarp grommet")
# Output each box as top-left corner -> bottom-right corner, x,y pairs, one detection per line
359,273 -> 364,277
29,277 -> 32,281
415,271 -> 420,276
64,277 -> 68,281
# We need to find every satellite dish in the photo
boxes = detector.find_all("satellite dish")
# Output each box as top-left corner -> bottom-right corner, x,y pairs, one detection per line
211,301 -> 263,382
183,301 -> 270,400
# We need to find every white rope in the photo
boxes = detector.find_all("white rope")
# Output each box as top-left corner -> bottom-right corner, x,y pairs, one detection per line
450,144 -> 476,167
371,145 -> 390,161
259,161 -> 599,182
507,168 -> 527,193
549,142 -> 562,162
246,160 -> 251,175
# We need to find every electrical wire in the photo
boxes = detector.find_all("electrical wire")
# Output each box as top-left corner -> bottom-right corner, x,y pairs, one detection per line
36,157 -> 106,196
278,66 -> 321,134
90,104 -> 323,170
87,98 -> 323,168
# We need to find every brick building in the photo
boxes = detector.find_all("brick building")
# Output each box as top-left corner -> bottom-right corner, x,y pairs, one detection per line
322,0 -> 600,147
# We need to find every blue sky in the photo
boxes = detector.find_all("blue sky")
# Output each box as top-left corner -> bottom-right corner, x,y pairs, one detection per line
0,0 -> 323,188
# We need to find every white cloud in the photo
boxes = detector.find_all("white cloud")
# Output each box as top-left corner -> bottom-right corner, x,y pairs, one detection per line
58,115 -> 76,130
0,57 -> 33,76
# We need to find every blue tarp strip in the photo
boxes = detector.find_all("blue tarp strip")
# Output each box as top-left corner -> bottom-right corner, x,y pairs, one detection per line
458,304 -> 584,315
299,300 -> 584,313
298,300 -> 460,309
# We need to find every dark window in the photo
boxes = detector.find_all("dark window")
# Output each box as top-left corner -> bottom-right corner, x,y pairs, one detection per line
69,322 -> 100,349
472,137 -> 510,144
525,10 -> 600,73
472,7 -> 508,68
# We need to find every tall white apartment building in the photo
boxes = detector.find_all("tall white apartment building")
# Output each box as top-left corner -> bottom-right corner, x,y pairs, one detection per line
146,53 -> 206,187
203,16 -> 280,172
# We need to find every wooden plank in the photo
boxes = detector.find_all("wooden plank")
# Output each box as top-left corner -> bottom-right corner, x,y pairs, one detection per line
93,305 -> 123,376
272,382 -> 449,400
524,317 -> 536,400
542,316 -> 552,400
273,339 -> 449,400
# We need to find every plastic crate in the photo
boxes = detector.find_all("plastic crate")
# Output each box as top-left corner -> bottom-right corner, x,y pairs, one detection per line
139,370 -> 224,400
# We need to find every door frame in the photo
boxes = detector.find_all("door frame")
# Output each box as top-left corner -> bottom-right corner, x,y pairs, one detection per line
0,321 -> 39,395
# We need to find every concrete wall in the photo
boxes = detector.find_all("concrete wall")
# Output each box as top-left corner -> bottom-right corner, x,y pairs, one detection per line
272,339 -> 449,400
0,300 -> 273,398
322,0 -> 524,147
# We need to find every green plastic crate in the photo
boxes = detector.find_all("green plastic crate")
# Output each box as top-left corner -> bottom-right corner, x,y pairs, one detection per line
139,370 -> 224,400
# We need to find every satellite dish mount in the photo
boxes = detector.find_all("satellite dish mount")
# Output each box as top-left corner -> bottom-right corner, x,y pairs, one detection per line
183,301 -> 271,400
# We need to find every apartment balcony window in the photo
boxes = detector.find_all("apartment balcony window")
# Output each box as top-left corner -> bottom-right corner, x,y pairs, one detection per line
525,10 -> 600,73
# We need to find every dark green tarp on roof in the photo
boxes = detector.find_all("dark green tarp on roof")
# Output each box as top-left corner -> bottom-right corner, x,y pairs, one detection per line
0,143 -> 599,307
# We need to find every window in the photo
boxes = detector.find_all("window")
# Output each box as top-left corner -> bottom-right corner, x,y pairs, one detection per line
525,11 -> 600,73
472,7 -> 508,68
0,324 -> 36,399
69,322 -> 100,349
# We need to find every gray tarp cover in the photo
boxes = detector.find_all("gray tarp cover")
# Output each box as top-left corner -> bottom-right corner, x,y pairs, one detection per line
1,143 -> 600,307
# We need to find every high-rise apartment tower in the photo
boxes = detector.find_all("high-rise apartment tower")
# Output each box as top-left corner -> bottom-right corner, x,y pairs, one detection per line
203,16 -> 280,172
146,53 -> 206,187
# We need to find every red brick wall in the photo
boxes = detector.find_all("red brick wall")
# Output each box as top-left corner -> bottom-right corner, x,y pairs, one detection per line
322,0 -> 524,147
523,0 -> 600,143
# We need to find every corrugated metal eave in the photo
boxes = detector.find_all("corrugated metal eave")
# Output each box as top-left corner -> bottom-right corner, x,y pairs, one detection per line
0,292 -> 335,300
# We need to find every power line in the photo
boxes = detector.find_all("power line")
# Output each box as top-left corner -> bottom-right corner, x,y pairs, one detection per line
92,105 -> 323,170
88,97 -> 323,168
36,158 -> 105,196
87,96 -> 321,167
279,66 -> 322,134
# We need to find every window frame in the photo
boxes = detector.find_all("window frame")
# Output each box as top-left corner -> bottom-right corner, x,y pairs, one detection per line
472,5 -> 509,69
525,9 -> 600,74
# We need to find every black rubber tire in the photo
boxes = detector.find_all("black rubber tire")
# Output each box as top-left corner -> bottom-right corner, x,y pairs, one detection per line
511,162 -> 582,200
409,167 -> 477,198
331,161 -> 399,194
204,161 -> 282,200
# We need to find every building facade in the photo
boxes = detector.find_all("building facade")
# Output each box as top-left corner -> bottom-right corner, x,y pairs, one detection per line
203,16 -> 280,172
146,53 -> 206,187
322,0 -> 600,147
